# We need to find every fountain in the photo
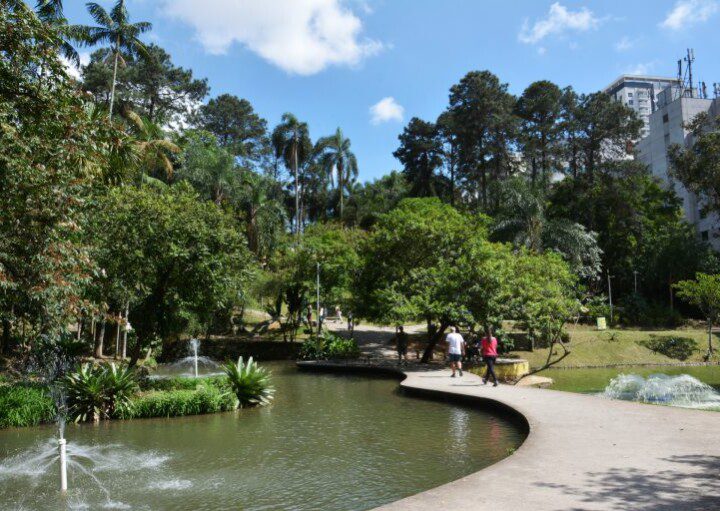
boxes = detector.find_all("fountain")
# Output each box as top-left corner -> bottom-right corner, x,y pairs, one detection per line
602,373 -> 720,410
162,338 -> 220,378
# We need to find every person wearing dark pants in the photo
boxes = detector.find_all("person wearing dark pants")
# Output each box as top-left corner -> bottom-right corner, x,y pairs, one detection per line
481,327 -> 499,386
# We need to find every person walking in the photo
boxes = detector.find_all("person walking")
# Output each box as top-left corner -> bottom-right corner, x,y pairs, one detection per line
394,326 -> 409,365
445,327 -> 465,377
347,311 -> 354,334
481,326 -> 499,386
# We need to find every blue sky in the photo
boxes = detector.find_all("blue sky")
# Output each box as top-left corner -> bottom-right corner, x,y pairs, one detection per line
61,0 -> 720,182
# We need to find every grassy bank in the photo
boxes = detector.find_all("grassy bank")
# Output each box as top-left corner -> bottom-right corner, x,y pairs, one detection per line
513,325 -> 719,369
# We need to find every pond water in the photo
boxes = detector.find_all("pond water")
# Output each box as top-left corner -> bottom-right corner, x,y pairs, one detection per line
0,363 -> 524,511
539,365 -> 720,411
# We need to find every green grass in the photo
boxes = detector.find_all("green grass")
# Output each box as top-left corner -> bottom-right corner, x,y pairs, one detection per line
0,384 -> 55,428
118,384 -> 236,419
514,325 -> 718,369
140,375 -> 228,392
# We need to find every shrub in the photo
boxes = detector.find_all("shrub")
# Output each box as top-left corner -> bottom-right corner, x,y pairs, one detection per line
0,384 -> 55,428
222,357 -> 274,408
140,375 -> 228,392
619,295 -> 684,328
64,363 -> 138,422
639,336 -> 698,361
118,384 -> 236,419
299,333 -> 360,360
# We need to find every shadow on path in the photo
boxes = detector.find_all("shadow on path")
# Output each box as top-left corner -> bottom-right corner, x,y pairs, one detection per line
540,454 -> 720,510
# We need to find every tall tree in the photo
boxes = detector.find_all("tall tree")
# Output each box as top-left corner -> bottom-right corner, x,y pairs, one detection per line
80,0 -> 152,120
177,130 -> 238,205
669,114 -> 720,216
447,70 -> 518,211
196,94 -> 270,166
515,80 -> 563,184
271,113 -> 312,235
34,0 -> 86,67
393,118 -> 444,198
316,128 -> 358,218
675,273 -> 720,359
436,111 -> 460,204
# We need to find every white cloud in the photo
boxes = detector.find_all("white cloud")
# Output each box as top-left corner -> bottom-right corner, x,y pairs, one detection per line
519,2 -> 600,45
162,0 -> 383,75
660,0 -> 719,30
537,46 -> 547,56
61,52 -> 90,80
369,97 -> 404,125
614,36 -> 635,52
624,61 -> 657,75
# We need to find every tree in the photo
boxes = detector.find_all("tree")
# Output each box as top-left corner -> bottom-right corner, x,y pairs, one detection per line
121,109 -> 180,183
355,198 -> 489,362
492,177 -> 601,280
446,70 -> 518,210
177,130 -> 239,205
316,128 -> 359,218
0,2 -> 109,352
271,113 -> 312,234
196,94 -> 270,166
436,111 -> 460,204
675,273 -> 720,359
89,184 -> 251,364
669,114 -> 720,216
34,0 -> 86,67
515,80 -> 563,184
393,118 -> 444,198
80,0 -> 152,120
344,171 -> 409,229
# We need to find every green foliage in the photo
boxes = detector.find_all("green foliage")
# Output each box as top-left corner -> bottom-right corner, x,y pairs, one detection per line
639,336 -> 698,361
0,384 -> 55,428
64,363 -> 138,422
88,184 -> 252,361
299,333 -> 360,360
316,127 -> 359,217
119,384 -> 235,419
344,171 -> 409,229
139,375 -> 227,392
222,357 -> 274,408
393,118 -> 445,198
618,294 -> 683,328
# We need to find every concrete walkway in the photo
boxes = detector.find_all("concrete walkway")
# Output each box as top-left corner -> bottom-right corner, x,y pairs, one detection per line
300,362 -> 720,511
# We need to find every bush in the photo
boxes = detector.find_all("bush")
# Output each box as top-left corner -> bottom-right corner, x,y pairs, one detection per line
619,295 -> 684,328
0,384 -> 55,428
140,375 -> 228,392
119,384 -> 236,419
223,357 -> 274,408
639,336 -> 698,361
299,333 -> 360,360
64,363 -> 138,422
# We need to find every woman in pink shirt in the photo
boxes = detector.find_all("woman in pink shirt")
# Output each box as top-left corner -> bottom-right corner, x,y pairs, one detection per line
481,326 -> 499,387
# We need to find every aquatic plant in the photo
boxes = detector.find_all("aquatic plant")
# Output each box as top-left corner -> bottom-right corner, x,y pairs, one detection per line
299,333 -> 360,360
0,384 -> 55,428
222,357 -> 274,408
119,385 -> 235,419
64,363 -> 138,422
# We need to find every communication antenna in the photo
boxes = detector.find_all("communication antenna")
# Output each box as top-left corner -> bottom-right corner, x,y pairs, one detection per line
702,82 -> 708,99
684,48 -> 695,95
714,83 -> 719,98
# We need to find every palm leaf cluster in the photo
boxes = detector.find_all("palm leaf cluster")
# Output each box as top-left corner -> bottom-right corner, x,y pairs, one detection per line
63,362 -> 137,422
222,356 -> 274,408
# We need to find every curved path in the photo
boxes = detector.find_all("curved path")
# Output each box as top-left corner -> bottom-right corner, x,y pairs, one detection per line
299,362 -> 720,511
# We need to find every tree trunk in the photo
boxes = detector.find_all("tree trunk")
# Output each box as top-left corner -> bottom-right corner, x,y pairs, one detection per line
707,318 -> 714,358
421,321 -> 449,363
109,41 -> 120,121
114,314 -> 121,359
94,318 -> 106,358
338,161 -> 344,219
294,143 -> 300,236
121,302 -> 129,359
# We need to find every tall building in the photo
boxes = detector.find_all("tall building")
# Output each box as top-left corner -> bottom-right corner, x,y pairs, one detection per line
636,85 -> 720,248
603,75 -> 681,139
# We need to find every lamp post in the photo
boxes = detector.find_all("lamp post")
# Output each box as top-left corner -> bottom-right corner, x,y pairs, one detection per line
607,273 -> 614,325
316,262 -> 321,335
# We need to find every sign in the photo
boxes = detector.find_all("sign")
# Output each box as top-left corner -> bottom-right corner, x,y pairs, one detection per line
596,317 -> 607,330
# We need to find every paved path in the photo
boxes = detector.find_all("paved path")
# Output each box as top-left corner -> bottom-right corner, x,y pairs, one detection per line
299,362 -> 720,511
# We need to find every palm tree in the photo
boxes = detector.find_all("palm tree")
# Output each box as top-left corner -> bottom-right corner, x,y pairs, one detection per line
80,0 -> 151,120
271,113 -> 312,235
35,0 -> 87,68
122,109 -> 179,184
316,128 -> 358,218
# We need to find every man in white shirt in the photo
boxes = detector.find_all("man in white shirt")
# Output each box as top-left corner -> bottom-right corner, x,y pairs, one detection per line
445,327 -> 465,377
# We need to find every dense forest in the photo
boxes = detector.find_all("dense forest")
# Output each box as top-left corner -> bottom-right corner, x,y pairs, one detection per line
2,0 -> 719,367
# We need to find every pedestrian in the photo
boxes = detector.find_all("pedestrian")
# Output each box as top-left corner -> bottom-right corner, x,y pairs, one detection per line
347,311 -> 354,333
319,306 -> 326,328
335,306 -> 342,323
445,327 -> 465,377
306,306 -> 313,328
481,326 -> 499,386
394,326 -> 409,365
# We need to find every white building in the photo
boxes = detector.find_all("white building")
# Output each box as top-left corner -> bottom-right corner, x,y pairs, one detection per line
636,85 -> 720,248
603,75 -> 681,139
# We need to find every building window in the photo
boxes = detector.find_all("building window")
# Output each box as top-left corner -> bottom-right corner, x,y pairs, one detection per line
663,113 -> 669,123
628,100 -> 634,106
699,208 -> 707,219
628,92 -> 634,97
701,231 -> 709,241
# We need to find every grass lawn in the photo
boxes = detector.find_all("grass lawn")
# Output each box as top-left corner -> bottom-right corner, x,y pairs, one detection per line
512,324 -> 718,369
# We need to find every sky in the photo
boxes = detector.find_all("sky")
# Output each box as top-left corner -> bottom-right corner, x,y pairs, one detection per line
60,0 -> 720,182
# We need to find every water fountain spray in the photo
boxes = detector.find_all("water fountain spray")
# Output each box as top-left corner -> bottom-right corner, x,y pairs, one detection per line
190,338 -> 200,378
